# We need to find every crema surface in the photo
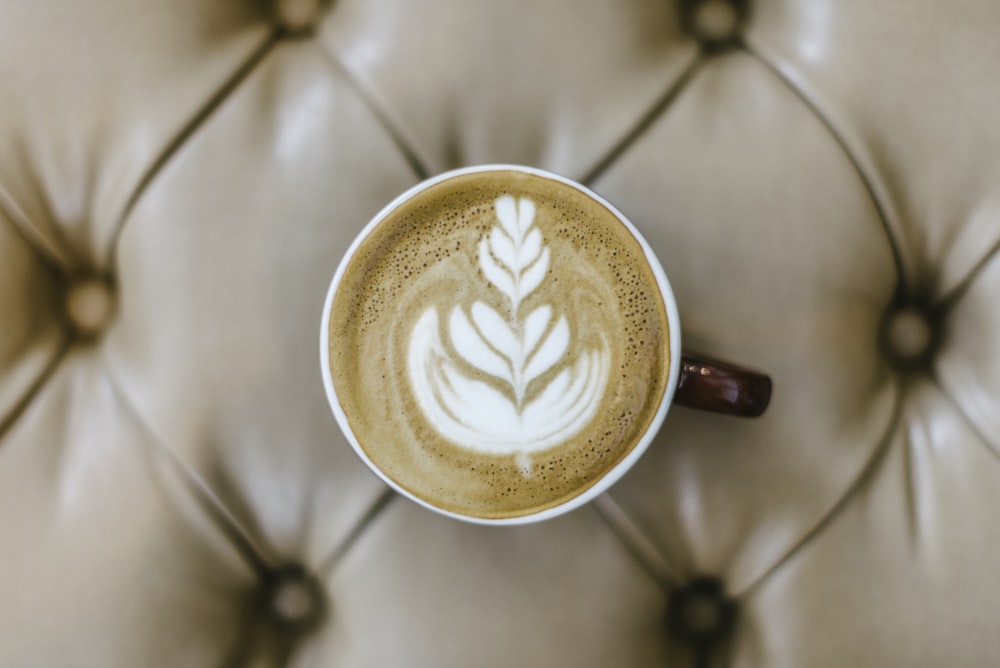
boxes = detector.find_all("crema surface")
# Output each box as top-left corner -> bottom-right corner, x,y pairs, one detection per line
328,171 -> 670,519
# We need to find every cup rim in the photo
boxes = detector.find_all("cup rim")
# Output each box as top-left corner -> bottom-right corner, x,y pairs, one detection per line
320,164 -> 682,525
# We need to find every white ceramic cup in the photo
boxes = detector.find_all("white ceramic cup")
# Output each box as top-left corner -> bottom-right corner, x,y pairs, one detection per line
320,165 -> 769,525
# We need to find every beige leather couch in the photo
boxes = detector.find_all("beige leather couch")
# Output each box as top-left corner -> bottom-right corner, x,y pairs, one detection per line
3,1 -> 999,665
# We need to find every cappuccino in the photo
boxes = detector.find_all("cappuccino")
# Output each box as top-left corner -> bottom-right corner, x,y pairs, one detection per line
325,168 -> 672,520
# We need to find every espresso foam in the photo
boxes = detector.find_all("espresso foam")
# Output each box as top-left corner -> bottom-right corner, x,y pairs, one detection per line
328,170 -> 670,519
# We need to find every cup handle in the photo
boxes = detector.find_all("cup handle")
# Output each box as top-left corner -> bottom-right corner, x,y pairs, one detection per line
673,354 -> 772,418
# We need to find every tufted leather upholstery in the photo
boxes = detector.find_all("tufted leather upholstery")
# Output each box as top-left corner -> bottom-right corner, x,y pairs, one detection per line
3,1 -> 999,665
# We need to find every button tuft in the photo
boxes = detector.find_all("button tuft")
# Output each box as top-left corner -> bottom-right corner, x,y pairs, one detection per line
880,305 -> 939,371
262,565 -> 326,633
667,577 -> 737,646
65,276 -> 115,339
682,0 -> 746,49
276,0 -> 329,35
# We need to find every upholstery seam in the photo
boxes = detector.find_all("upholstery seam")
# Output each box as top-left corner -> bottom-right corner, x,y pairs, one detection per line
937,235 -> 1000,315
736,378 -> 905,599
930,369 -> 1000,464
105,364 -> 276,578
0,184 -> 73,273
580,53 -> 704,187
105,31 -> 284,272
740,38 -> 910,301
0,336 -> 73,444
591,493 -> 683,589
317,487 -> 397,578
311,40 -> 431,181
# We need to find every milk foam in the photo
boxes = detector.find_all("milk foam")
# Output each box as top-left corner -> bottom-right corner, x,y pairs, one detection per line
407,196 -> 611,456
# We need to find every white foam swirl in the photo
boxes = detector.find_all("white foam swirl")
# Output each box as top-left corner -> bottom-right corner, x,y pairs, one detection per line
406,196 -> 610,456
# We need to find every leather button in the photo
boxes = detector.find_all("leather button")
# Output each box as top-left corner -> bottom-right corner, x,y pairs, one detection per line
667,577 -> 737,645
276,0 -> 329,35
881,305 -> 938,371
65,276 -> 115,339
263,565 -> 325,633
682,0 -> 746,48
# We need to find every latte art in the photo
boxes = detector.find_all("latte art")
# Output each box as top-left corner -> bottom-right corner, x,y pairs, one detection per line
326,169 -> 672,520
408,196 -> 611,462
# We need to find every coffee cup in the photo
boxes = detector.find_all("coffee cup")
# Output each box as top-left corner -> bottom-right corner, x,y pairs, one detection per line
320,165 -> 770,524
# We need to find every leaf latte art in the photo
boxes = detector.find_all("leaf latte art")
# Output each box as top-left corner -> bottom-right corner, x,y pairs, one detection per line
407,196 -> 611,458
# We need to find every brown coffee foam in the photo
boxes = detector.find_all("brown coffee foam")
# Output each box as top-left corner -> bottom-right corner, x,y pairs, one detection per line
328,171 -> 670,519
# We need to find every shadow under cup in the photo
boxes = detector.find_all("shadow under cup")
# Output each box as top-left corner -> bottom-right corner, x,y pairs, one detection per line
321,165 -> 762,524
